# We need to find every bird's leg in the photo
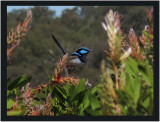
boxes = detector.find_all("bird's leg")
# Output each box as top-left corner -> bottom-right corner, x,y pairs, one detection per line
64,67 -> 68,77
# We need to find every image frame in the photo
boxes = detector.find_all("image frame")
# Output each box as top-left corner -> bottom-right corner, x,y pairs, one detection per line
1,0 -> 159,121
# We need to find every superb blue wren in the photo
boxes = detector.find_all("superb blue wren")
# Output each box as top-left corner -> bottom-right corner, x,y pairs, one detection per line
52,34 -> 93,71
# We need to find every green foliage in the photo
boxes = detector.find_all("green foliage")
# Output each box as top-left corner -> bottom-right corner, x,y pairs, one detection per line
112,57 -> 153,115
53,79 -> 102,115
24,79 -> 102,116
7,75 -> 31,116
7,74 -> 31,90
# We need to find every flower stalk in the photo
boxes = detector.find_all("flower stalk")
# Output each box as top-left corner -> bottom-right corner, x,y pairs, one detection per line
7,9 -> 32,60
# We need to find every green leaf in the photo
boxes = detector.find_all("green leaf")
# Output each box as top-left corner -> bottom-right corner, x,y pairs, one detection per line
44,86 -> 48,99
7,77 -> 13,89
7,99 -> 14,109
63,82 -> 70,96
78,103 -> 84,115
128,57 -> 139,74
72,79 -> 86,99
138,61 -> 153,87
8,75 -> 31,90
107,68 -> 114,74
90,83 -> 101,94
133,77 -> 141,104
33,100 -> 41,106
116,90 -> 133,106
52,86 -> 67,107
72,91 -> 86,103
85,108 -> 103,116
142,30 -> 148,36
7,90 -> 16,100
125,62 -> 136,77
125,73 -> 134,99
83,92 -> 90,109
143,97 -> 150,108
69,85 -> 76,97
51,96 -> 56,106
125,73 -> 141,104
148,34 -> 153,39
54,94 -> 66,108
54,85 -> 67,99
89,93 -> 101,110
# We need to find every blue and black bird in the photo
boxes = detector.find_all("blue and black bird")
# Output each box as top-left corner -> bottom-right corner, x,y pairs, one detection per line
52,34 -> 93,72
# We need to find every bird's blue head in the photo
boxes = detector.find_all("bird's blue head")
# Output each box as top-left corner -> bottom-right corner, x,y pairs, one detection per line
71,47 -> 93,56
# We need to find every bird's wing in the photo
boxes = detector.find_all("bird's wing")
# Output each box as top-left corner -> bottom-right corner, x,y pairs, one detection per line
67,55 -> 78,61
66,55 -> 80,68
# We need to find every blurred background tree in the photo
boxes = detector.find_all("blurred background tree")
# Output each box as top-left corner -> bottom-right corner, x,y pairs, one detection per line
7,6 -> 152,88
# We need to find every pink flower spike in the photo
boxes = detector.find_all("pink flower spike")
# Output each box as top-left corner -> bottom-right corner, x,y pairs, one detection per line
146,9 -> 151,21
46,93 -> 52,106
26,83 -> 31,97
151,8 -> 154,19
27,9 -> 32,20
13,99 -> 18,109
101,22 -> 107,31
20,87 -> 25,93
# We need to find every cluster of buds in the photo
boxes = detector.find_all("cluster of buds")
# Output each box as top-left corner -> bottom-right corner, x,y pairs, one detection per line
146,8 -> 154,28
20,83 -> 34,115
7,9 -> 32,60
57,77 -> 79,85
121,34 -> 130,54
43,93 -> 53,115
140,9 -> 154,47
18,83 -> 53,116
31,83 -> 48,96
139,26 -> 153,47
139,8 -> 154,70
51,53 -> 79,85
52,53 -> 68,82
102,10 -> 132,63
129,28 -> 143,61
101,10 -> 122,64
31,93 -> 53,116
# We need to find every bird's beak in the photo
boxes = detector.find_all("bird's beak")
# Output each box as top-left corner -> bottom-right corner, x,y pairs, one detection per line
89,50 -> 93,52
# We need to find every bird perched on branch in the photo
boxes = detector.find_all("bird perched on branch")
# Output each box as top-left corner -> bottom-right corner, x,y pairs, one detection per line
52,34 -> 93,75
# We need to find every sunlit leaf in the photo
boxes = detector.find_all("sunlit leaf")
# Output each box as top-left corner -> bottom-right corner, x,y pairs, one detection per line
7,99 -> 14,109
89,93 -> 101,110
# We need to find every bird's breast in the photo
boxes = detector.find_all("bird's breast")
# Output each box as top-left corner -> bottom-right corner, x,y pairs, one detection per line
69,58 -> 83,64
66,56 -> 85,73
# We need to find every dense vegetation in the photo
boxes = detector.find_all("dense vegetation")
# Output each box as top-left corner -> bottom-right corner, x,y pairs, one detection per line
7,6 -> 154,116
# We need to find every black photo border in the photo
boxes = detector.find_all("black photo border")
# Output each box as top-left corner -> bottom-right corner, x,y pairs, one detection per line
1,1 -> 159,121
